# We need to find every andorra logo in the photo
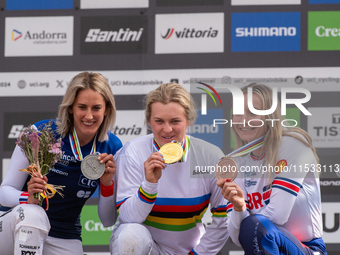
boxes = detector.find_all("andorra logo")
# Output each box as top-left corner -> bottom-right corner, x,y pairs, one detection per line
12,29 -> 22,41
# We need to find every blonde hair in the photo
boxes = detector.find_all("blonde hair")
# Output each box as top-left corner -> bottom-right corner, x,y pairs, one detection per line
231,83 -> 319,172
57,72 -> 116,142
144,83 -> 197,127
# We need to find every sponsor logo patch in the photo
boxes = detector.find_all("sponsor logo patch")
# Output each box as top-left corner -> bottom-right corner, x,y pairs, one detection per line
231,12 -> 300,52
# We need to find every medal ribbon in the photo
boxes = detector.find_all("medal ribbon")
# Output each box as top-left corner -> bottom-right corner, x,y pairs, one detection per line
153,136 -> 190,163
226,136 -> 264,158
69,127 -> 97,161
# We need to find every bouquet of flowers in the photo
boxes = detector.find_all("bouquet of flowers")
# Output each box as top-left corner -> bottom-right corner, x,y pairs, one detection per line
16,120 -> 64,210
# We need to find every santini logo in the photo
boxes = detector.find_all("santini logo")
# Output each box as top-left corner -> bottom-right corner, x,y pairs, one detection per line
236,27 -> 296,37
85,28 -> 144,42
12,29 -> 22,41
161,27 -> 218,39
197,82 -> 222,115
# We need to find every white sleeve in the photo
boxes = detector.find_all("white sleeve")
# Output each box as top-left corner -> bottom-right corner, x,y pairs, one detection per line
193,178 -> 229,254
260,138 -> 312,225
98,145 -> 123,227
0,145 -> 30,207
116,152 -> 158,224
98,175 -> 117,227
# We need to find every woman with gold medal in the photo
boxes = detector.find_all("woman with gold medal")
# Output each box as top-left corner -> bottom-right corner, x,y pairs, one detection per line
110,83 -> 229,254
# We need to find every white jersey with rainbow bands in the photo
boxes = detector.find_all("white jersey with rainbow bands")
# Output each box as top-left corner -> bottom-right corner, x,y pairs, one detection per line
114,134 -> 229,254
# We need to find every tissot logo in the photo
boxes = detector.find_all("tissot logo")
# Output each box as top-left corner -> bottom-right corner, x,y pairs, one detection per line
307,107 -> 340,148
81,16 -> 147,54
231,12 -> 300,52
161,27 -> 218,39
155,13 -> 224,54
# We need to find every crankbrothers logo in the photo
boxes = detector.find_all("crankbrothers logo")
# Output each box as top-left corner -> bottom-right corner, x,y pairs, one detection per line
161,27 -> 218,39
12,29 -> 22,41
197,82 -> 222,115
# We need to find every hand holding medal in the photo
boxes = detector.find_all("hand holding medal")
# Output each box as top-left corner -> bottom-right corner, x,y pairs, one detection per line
145,137 -> 188,183
215,136 -> 265,182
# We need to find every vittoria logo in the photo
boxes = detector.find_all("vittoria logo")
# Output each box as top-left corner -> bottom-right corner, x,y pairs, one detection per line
155,13 -> 224,54
161,27 -> 218,39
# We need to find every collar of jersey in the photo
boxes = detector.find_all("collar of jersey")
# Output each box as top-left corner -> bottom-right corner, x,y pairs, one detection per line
250,152 -> 266,161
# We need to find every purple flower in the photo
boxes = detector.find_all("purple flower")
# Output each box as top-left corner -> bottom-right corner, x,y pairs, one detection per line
29,132 -> 40,165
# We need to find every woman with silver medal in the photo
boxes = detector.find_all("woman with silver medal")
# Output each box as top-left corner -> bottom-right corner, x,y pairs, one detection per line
217,83 -> 327,255
0,72 -> 122,255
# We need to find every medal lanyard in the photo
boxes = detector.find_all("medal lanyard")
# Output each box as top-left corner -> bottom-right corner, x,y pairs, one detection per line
69,127 -> 97,161
153,136 -> 190,162
226,136 -> 265,158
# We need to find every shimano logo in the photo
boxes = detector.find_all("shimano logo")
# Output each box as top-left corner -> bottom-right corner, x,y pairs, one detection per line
235,27 -> 296,37
85,28 -> 143,42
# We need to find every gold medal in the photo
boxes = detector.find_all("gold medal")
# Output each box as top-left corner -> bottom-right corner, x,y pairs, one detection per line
159,142 -> 184,164
215,157 -> 238,182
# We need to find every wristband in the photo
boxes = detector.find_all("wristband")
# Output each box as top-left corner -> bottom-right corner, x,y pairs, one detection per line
100,180 -> 114,197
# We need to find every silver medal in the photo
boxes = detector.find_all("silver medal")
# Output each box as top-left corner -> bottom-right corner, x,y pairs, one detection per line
81,154 -> 105,180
